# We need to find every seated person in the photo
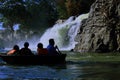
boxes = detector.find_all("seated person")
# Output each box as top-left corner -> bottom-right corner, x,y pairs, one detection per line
19,42 -> 34,56
37,43 -> 48,55
7,45 -> 19,56
47,39 -> 59,55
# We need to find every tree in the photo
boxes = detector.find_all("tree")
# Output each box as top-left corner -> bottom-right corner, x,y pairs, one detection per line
0,0 -> 31,31
55,0 -> 68,19
0,0 -> 58,31
66,0 -> 95,17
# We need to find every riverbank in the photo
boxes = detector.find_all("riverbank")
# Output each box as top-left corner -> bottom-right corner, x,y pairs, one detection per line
62,51 -> 120,62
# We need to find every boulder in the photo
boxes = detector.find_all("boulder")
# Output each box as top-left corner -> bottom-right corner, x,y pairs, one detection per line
74,0 -> 120,53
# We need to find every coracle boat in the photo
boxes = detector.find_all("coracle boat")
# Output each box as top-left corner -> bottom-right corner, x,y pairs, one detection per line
0,54 -> 66,65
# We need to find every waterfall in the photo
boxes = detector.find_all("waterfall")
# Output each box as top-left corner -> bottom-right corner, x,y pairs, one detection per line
0,22 -> 5,30
0,13 -> 88,51
38,13 -> 89,51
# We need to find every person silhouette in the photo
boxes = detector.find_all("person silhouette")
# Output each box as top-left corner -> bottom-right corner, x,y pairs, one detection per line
47,39 -> 59,55
7,45 -> 19,56
20,42 -> 34,56
37,43 -> 48,55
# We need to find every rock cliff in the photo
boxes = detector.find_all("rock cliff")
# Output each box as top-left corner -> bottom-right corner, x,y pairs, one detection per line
74,0 -> 120,52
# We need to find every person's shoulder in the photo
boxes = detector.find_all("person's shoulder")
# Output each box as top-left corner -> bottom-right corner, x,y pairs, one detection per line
20,48 -> 24,51
28,48 -> 32,51
20,48 -> 24,50
47,45 -> 51,48
47,45 -> 50,47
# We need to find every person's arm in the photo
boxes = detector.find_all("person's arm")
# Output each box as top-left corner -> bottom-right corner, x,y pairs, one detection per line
29,49 -> 34,55
7,50 -> 15,55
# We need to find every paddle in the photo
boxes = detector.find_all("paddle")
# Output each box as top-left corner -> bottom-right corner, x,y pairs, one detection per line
55,45 -> 62,54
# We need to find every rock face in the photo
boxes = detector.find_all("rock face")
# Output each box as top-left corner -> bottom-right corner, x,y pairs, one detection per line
74,0 -> 120,52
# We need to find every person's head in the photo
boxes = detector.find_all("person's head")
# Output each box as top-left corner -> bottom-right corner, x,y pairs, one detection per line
13,45 -> 19,51
49,39 -> 55,46
37,43 -> 43,48
24,42 -> 29,48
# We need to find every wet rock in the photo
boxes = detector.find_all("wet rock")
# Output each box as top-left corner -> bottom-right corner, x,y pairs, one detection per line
75,0 -> 120,53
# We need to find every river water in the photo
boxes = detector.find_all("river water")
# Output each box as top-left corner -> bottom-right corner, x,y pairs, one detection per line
0,51 -> 120,80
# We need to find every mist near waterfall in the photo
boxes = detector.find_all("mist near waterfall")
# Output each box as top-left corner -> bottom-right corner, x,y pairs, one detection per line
0,22 -> 5,30
0,13 -> 88,51
38,13 -> 89,51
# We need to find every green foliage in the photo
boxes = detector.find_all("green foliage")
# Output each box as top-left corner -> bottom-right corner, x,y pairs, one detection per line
66,0 -> 80,16
0,0 -> 58,31
0,0 -> 31,31
65,0 -> 95,17
55,0 -> 68,19
55,0 -> 95,19
0,0 -> 95,31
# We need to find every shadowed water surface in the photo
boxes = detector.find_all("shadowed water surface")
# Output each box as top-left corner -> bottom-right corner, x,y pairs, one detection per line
0,52 -> 120,80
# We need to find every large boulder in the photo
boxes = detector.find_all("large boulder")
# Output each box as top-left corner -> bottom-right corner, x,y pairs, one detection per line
74,0 -> 120,53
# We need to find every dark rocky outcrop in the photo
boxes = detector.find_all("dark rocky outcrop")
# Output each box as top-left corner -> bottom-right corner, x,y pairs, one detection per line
74,0 -> 120,53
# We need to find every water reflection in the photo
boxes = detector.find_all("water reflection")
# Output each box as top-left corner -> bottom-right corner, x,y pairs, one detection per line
0,65 -> 73,80
0,52 -> 120,80
0,61 -> 120,80
67,61 -> 120,80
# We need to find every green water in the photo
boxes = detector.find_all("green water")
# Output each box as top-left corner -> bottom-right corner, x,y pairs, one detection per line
0,51 -> 120,80
65,52 -> 120,80
65,51 -> 120,62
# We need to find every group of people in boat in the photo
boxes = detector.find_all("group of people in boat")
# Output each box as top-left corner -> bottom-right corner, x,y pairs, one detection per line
7,38 -> 60,56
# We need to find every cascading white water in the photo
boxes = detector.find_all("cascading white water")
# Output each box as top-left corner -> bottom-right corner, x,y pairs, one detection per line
0,22 -> 5,30
38,13 -> 89,51
0,13 -> 89,51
